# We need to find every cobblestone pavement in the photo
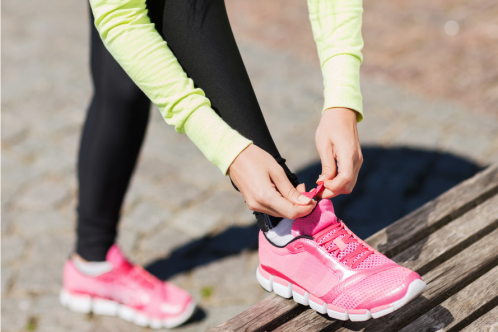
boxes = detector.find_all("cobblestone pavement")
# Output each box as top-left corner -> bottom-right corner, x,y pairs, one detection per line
227,0 -> 498,116
2,0 -> 498,331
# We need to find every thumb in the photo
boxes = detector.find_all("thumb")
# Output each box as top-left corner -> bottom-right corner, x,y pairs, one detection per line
271,169 -> 313,206
317,149 -> 337,183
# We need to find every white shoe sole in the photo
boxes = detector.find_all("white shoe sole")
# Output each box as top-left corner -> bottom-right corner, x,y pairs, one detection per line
59,289 -> 196,329
256,266 -> 426,322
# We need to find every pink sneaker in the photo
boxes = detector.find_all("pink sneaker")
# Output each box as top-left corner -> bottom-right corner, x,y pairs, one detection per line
60,245 -> 196,328
257,192 -> 426,322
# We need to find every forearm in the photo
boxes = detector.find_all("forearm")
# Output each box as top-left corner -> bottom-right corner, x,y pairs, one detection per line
308,0 -> 364,121
89,0 -> 251,174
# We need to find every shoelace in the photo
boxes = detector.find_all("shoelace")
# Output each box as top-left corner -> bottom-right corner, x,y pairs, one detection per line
314,220 -> 374,269
303,182 -> 374,269
127,266 -> 157,290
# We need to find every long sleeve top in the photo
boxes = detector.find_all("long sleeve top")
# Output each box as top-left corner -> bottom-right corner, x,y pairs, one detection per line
89,0 -> 364,175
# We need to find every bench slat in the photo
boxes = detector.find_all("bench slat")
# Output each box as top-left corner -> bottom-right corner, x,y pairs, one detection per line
207,294 -> 306,332
393,195 -> 498,275
400,265 -> 498,332
460,305 -> 498,332
270,195 -> 498,332
272,310 -> 340,332
366,163 -> 498,258
209,164 -> 498,332
334,227 -> 498,332
271,310 -> 335,332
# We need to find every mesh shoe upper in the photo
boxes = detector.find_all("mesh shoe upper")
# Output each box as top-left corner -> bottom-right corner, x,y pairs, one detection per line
259,193 -> 423,310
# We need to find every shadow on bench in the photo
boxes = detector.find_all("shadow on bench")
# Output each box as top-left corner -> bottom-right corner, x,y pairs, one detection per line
144,147 -> 483,328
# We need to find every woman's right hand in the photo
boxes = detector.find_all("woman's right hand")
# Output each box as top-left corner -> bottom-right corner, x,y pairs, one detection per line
228,144 -> 316,219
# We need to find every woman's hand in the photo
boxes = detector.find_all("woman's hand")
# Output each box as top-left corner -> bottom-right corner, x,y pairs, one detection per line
228,144 -> 316,219
315,107 -> 363,199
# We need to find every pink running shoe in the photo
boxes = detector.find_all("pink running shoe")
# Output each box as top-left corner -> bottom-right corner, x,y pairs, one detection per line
60,245 -> 195,329
257,189 -> 426,322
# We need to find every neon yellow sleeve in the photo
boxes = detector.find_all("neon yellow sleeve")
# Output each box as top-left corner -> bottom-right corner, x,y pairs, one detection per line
308,0 -> 364,121
89,0 -> 252,174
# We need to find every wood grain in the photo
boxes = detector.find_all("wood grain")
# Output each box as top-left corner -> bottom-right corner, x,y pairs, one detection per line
400,265 -> 498,332
459,305 -> 498,332
333,227 -> 498,332
393,195 -> 498,275
261,195 -> 498,332
209,164 -> 498,331
366,163 -> 498,258
207,294 -> 306,332
272,310 -> 341,332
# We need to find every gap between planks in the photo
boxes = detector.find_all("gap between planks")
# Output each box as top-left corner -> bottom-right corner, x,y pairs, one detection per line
208,294 -> 306,332
208,163 -> 498,332
272,191 -> 498,332
367,163 -> 498,258
459,305 -> 498,332
333,227 -> 498,332
400,265 -> 498,332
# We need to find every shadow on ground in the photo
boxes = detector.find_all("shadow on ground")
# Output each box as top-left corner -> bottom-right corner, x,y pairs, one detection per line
146,146 -> 481,281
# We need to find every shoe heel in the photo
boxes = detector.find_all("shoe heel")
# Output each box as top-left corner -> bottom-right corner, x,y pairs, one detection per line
272,276 -> 292,298
256,265 -> 293,298
256,266 -> 273,292
60,289 -> 92,314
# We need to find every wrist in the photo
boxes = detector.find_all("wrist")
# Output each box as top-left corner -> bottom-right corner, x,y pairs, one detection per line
322,107 -> 358,123
227,143 -> 253,177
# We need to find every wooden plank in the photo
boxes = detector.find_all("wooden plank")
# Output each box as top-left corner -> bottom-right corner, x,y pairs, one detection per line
366,163 -> 498,258
394,195 -> 498,275
400,265 -> 498,332
271,195 -> 498,332
207,294 -> 306,332
460,305 -> 498,332
272,311 -> 339,332
209,164 -> 498,331
332,227 -> 498,332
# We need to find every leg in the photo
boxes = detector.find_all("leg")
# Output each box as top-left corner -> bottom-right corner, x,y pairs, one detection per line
151,0 -> 299,229
159,0 -> 293,173
76,12 -> 151,261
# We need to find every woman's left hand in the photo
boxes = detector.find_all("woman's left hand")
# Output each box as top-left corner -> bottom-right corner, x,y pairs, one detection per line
315,107 -> 363,199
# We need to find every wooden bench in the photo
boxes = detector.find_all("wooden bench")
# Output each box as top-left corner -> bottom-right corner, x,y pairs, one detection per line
209,163 -> 498,332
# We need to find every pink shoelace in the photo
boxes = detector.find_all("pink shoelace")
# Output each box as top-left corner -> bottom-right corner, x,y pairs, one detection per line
302,182 -> 374,269
314,222 -> 374,269
125,266 -> 158,290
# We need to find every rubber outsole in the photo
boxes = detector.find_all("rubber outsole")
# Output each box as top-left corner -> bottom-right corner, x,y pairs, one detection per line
59,289 -> 196,329
256,265 -> 426,322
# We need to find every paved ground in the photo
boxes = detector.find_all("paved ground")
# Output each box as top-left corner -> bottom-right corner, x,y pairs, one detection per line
2,0 -> 498,331
227,0 -> 498,116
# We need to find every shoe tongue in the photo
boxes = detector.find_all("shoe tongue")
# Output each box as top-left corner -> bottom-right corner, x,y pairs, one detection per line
292,199 -> 338,237
106,244 -> 132,270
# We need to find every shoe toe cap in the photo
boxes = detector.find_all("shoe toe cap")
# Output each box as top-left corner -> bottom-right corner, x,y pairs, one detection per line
357,270 -> 423,310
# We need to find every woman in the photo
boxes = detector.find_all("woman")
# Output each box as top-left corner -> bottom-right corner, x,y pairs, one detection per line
60,0 -> 424,328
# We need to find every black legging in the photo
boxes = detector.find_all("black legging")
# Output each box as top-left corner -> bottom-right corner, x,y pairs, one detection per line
77,0 -> 299,261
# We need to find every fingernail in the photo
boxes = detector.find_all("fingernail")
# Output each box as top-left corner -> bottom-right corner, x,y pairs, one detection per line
298,195 -> 312,204
317,174 -> 326,182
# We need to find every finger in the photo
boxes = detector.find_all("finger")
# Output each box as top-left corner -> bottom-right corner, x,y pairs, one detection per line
319,163 -> 359,199
315,187 -> 335,199
322,172 -> 354,198
326,145 -> 357,191
271,168 -> 313,206
316,143 -> 337,183
296,183 -> 306,193
266,193 -> 316,220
